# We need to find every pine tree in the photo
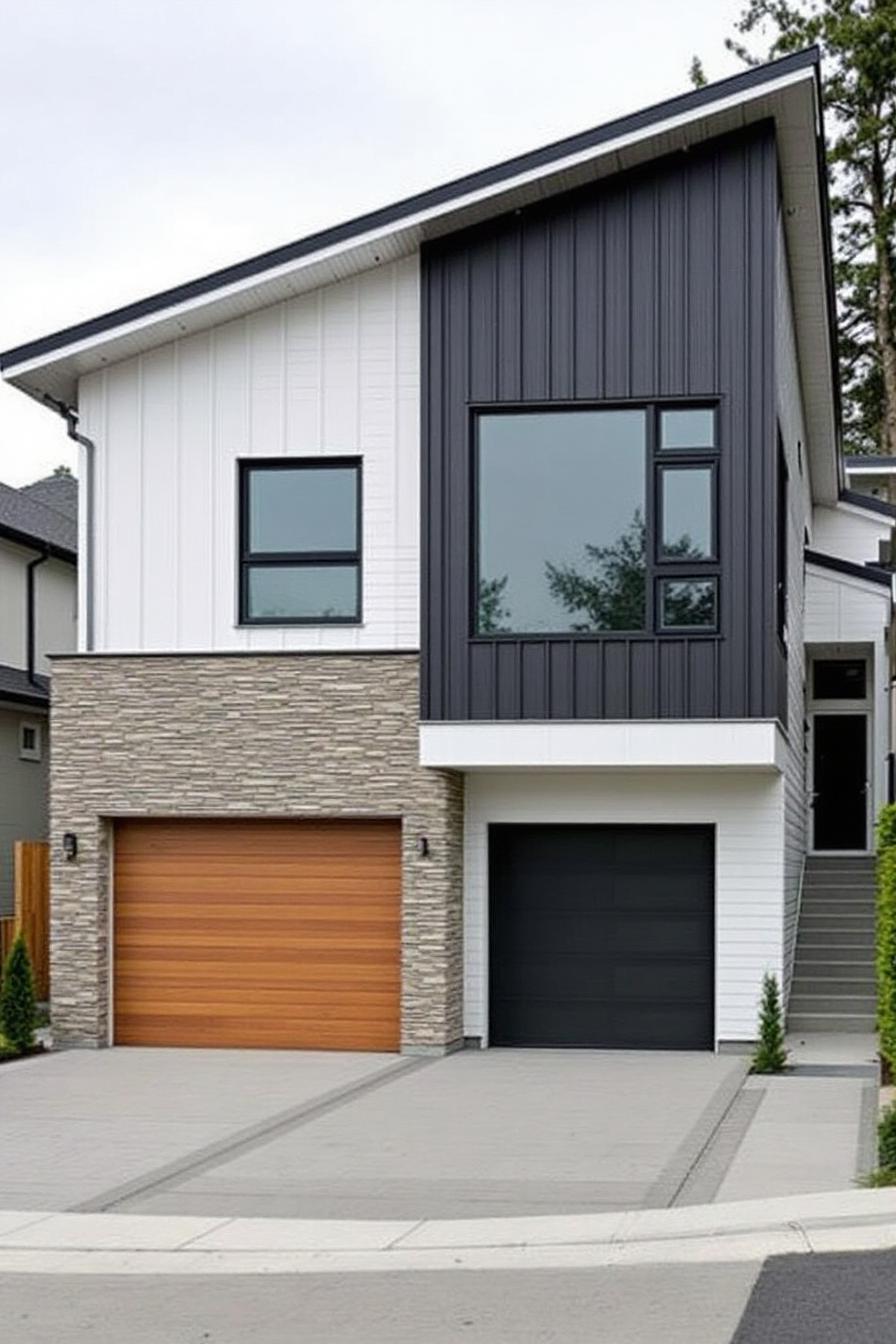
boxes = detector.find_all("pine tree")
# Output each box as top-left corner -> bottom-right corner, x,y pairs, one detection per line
0,934 -> 37,1055
693,1 -> 896,456
751,972 -> 788,1073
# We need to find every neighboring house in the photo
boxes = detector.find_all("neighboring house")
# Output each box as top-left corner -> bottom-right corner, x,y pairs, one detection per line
844,454 -> 896,508
1,47 -> 892,1053
0,472 -> 77,915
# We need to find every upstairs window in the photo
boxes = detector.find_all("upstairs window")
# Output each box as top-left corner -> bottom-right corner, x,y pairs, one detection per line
474,403 -> 719,637
239,459 -> 361,624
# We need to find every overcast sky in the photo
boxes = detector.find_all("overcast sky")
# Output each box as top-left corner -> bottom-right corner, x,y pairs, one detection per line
0,0 -> 746,487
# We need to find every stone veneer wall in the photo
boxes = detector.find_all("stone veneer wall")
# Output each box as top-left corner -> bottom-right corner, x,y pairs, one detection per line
49,654 -> 463,1051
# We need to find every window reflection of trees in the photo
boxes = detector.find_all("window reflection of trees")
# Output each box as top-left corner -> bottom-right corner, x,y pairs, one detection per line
477,513 -> 710,634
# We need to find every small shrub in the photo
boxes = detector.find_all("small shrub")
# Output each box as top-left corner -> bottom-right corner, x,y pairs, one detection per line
751,972 -> 788,1074
879,1103 -> 896,1171
860,1167 -> 896,1188
0,935 -> 37,1055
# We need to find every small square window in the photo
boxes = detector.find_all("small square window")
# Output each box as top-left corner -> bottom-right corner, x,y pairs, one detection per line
239,459 -> 361,625
659,578 -> 718,631
19,721 -> 41,762
660,408 -> 716,451
813,659 -> 866,700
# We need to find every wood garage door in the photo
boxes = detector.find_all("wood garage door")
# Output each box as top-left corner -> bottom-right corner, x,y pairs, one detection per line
113,819 -> 401,1051
489,824 -> 714,1050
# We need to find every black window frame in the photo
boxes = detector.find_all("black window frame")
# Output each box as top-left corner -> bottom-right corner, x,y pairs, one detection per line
238,456 -> 363,626
657,575 -> 720,634
470,399 -> 721,640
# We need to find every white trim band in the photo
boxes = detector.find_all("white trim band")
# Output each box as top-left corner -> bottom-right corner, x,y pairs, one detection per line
420,720 -> 787,771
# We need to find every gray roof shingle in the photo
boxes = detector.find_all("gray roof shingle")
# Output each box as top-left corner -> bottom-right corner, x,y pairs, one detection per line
0,475 -> 77,556
0,662 -> 49,706
21,472 -> 78,521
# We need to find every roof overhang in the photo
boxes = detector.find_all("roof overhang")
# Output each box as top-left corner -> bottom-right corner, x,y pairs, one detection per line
0,521 -> 76,565
1,49 -> 837,497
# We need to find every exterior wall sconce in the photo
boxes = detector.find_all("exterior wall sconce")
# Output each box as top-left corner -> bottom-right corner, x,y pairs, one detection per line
417,836 -> 430,859
62,832 -> 78,862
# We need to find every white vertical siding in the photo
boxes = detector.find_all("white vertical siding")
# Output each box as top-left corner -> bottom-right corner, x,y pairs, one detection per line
463,771 -> 785,1045
0,542 -> 76,674
80,256 -> 420,653
775,215 -> 810,1000
0,540 -> 27,668
812,503 -> 891,566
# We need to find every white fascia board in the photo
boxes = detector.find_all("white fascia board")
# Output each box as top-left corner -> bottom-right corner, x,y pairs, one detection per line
845,464 -> 896,476
1,68 -> 814,388
420,720 -> 787,772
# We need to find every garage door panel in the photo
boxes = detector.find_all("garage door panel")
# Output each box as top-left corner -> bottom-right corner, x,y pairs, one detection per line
493,954 -> 711,1002
492,910 -> 712,959
114,819 -> 401,1050
489,824 -> 714,1050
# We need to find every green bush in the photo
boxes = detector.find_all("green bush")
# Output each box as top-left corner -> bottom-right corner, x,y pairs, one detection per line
751,972 -> 788,1074
878,804 -> 896,853
879,1102 -> 896,1171
0,935 -> 37,1055
877,805 -> 896,1077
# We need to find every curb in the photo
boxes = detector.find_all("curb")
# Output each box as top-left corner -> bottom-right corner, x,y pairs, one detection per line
0,1189 -> 895,1275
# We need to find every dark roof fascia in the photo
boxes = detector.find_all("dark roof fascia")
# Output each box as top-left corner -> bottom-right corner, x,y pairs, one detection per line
0,519 -> 76,564
0,685 -> 49,708
839,489 -> 896,520
805,548 -> 893,588
0,47 -> 820,373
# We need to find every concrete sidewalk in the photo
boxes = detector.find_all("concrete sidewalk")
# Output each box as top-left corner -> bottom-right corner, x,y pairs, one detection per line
0,1188 -> 895,1276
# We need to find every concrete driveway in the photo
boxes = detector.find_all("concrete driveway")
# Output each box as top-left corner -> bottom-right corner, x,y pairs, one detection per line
0,1047 -> 745,1219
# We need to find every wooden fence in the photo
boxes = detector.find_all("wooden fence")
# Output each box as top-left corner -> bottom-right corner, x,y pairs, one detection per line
0,841 -> 50,1000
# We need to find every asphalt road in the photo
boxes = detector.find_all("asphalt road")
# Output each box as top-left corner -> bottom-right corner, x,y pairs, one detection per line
733,1249 -> 896,1343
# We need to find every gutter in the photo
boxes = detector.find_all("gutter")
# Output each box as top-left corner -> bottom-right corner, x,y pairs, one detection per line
25,548 -> 48,687
40,395 -> 95,652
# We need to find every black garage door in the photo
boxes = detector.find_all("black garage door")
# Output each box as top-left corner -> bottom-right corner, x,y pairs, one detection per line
489,825 -> 714,1050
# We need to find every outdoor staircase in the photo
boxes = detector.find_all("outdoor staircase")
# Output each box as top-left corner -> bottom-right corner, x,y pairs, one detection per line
787,856 -> 877,1034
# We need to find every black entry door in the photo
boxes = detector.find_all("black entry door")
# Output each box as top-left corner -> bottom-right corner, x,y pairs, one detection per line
489,825 -> 714,1050
813,714 -> 867,851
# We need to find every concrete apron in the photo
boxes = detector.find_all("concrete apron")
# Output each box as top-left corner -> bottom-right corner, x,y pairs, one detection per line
0,1190 -> 896,1276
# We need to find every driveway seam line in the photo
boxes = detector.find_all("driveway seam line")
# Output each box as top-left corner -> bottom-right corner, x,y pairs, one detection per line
70,1056 -> 433,1214
642,1060 -> 750,1210
672,1087 -> 766,1207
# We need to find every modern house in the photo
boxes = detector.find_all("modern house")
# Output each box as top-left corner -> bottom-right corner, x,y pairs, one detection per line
1,47 -> 891,1054
0,472 -> 77,915
844,455 -> 896,508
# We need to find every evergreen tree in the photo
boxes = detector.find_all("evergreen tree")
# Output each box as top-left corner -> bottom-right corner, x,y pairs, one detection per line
751,972 -> 788,1073
0,935 -> 37,1055
694,1 -> 896,455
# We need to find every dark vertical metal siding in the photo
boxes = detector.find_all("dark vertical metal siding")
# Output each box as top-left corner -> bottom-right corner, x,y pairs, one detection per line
422,125 -> 781,722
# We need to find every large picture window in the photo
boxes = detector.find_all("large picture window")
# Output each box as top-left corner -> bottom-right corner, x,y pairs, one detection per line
239,459 -> 361,624
475,403 -> 719,637
477,410 -> 647,634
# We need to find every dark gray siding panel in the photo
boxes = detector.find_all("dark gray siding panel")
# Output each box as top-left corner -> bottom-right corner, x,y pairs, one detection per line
422,125 -> 780,722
